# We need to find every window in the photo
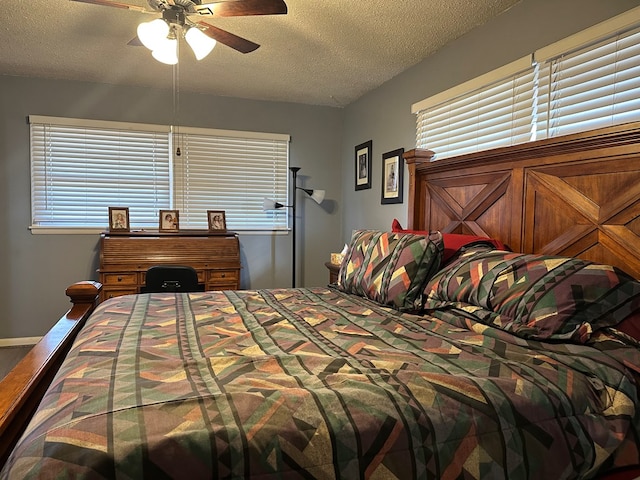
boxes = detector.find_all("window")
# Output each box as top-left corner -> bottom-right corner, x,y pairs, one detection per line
536,25 -> 640,138
413,7 -> 640,159
173,127 -> 289,230
29,116 -> 290,232
413,57 -> 536,159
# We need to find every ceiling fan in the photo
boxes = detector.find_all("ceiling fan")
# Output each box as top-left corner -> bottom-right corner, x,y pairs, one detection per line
71,0 -> 288,63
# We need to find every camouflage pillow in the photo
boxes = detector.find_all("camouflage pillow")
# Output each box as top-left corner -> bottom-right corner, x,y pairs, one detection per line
423,249 -> 640,343
337,230 -> 443,311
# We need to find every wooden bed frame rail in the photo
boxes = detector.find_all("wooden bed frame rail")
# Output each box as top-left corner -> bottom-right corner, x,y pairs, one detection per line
0,281 -> 102,466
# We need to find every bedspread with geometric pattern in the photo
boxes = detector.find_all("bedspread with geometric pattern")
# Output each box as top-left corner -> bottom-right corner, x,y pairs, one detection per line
2,288 -> 639,479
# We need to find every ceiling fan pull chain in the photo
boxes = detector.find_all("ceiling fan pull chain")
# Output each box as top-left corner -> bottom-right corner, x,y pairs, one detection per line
173,54 -> 182,157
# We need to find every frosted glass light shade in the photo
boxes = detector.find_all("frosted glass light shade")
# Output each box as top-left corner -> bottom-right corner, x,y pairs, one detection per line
152,37 -> 178,65
185,27 -> 217,60
263,198 -> 285,211
310,189 -> 325,204
298,187 -> 325,204
137,19 -> 170,51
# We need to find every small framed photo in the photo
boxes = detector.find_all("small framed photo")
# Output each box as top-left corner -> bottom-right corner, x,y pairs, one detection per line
108,207 -> 130,232
355,140 -> 372,191
207,210 -> 227,232
159,209 -> 179,232
381,148 -> 404,205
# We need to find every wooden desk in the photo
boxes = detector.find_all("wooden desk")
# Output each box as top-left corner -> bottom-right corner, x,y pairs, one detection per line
99,230 -> 241,302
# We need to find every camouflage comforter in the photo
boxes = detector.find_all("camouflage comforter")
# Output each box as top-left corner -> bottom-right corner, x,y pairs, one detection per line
2,287 -> 639,479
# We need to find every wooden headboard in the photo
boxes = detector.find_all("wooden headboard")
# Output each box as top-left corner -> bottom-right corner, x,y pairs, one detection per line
404,121 -> 640,279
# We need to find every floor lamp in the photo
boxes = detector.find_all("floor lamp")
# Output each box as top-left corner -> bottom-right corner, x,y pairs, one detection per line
263,166 -> 325,287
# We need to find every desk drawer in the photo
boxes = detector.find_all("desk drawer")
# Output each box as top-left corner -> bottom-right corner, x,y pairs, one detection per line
208,270 -> 238,283
102,273 -> 138,286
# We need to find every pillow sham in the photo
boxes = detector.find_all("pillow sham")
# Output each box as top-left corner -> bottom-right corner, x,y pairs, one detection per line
391,219 -> 507,264
423,248 -> 640,343
338,230 -> 443,311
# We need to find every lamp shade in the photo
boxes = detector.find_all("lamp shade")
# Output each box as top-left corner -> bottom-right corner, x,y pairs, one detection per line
151,37 -> 178,65
299,188 -> 325,205
310,189 -> 325,204
263,198 -> 285,211
137,18 -> 170,51
263,198 -> 277,211
185,26 -> 217,60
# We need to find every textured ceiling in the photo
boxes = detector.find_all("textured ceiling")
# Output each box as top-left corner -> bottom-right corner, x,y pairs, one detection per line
0,0 -> 520,107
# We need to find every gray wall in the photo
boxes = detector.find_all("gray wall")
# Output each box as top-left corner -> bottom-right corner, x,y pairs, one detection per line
0,76 -> 342,338
340,0 -> 640,239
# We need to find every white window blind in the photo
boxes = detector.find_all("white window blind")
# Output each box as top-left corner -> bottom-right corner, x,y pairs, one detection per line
30,116 -> 290,231
173,127 -> 289,230
536,25 -> 640,139
30,116 -> 171,228
413,6 -> 640,159
414,57 -> 536,160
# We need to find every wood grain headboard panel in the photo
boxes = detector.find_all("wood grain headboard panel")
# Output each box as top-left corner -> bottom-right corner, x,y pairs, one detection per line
404,121 -> 640,279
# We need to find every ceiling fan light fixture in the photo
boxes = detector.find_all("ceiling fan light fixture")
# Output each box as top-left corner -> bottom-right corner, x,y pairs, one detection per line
185,26 -> 217,60
137,18 -> 170,51
151,37 -> 178,65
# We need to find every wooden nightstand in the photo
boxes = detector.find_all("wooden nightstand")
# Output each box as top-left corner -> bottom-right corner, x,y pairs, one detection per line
324,262 -> 340,284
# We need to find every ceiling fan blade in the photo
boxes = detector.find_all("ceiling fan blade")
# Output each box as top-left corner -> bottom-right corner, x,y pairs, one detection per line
195,0 -> 287,17
196,21 -> 259,53
69,0 -> 151,13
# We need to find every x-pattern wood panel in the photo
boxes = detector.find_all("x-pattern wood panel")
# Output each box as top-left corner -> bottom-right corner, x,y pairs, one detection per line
425,172 -> 513,241
524,166 -> 640,278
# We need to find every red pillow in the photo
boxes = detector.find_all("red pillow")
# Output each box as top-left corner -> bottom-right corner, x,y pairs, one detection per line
615,311 -> 640,341
391,219 -> 507,263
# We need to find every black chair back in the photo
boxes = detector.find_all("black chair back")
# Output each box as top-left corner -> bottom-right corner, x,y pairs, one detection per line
142,265 -> 204,293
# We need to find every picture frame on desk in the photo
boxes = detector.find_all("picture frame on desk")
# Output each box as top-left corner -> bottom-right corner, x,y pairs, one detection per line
159,210 -> 179,232
207,210 -> 227,232
108,207 -> 130,232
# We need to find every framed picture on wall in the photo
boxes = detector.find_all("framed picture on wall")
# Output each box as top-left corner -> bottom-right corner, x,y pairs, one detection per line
354,140 -> 372,191
207,210 -> 227,232
108,207 -> 130,232
381,148 -> 404,204
159,210 -> 179,232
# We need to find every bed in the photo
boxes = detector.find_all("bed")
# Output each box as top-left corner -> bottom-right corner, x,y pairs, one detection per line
1,121 -> 640,479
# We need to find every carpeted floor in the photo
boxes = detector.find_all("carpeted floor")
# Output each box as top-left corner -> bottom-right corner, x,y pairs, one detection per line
0,345 -> 33,381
